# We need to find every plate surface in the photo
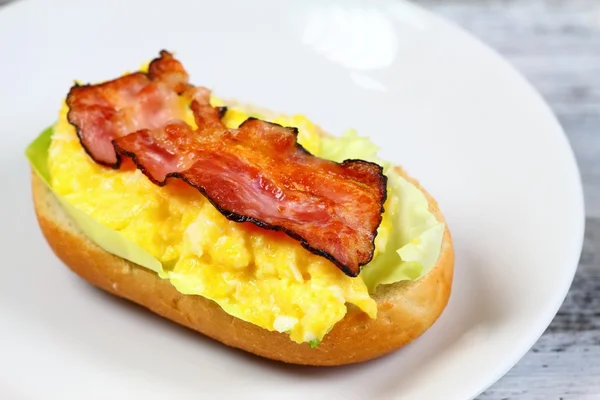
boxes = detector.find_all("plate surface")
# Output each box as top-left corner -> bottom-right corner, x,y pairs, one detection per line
0,0 -> 584,399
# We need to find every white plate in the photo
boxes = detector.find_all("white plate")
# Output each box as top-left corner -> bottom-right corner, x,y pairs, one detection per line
0,0 -> 585,399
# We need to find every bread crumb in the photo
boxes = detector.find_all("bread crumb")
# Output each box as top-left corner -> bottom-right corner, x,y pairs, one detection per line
112,282 -> 118,291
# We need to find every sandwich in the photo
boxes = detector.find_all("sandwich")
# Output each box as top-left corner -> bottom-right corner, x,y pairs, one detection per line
26,50 -> 454,366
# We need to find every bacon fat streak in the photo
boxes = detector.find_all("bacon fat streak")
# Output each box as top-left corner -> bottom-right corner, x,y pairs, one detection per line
65,51 -> 388,277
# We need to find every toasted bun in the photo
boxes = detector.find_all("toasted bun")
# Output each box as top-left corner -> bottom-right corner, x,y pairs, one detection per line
30,108 -> 454,366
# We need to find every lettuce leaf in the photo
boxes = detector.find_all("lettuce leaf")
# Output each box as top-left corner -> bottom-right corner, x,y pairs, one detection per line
25,127 -> 163,274
320,130 -> 445,292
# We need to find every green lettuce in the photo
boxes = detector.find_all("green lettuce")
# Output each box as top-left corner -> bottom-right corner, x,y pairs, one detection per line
25,126 -> 443,293
320,130 -> 445,292
25,127 -> 163,274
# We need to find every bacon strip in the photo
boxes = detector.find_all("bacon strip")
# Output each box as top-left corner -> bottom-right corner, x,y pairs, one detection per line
66,50 -> 191,167
66,51 -> 388,276
113,98 -> 387,277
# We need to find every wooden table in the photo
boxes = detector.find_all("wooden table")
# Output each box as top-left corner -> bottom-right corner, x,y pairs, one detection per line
414,0 -> 600,398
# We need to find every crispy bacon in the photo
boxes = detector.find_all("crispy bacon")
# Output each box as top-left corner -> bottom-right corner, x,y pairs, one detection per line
113,99 -> 387,277
66,51 -> 388,276
66,50 -> 190,167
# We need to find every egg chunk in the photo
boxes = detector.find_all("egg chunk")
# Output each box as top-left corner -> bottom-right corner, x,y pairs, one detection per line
48,100 -> 391,344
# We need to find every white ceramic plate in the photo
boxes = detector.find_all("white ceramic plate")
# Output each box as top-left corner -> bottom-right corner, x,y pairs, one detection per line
0,0 -> 585,399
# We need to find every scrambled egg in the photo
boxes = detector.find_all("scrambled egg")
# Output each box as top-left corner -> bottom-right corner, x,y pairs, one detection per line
47,98 -> 393,345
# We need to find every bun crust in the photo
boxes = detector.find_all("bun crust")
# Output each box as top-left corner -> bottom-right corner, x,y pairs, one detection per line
30,114 -> 454,366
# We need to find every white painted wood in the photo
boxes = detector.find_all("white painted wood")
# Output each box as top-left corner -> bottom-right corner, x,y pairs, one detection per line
414,0 -> 600,398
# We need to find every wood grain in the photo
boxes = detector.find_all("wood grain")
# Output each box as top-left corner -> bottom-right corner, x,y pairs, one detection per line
413,0 -> 600,398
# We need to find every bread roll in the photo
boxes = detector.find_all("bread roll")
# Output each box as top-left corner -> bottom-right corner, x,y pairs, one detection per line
31,158 -> 453,366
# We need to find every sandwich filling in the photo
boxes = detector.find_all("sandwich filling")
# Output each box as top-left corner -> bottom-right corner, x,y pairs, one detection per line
66,51 -> 387,277
28,51 -> 445,345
